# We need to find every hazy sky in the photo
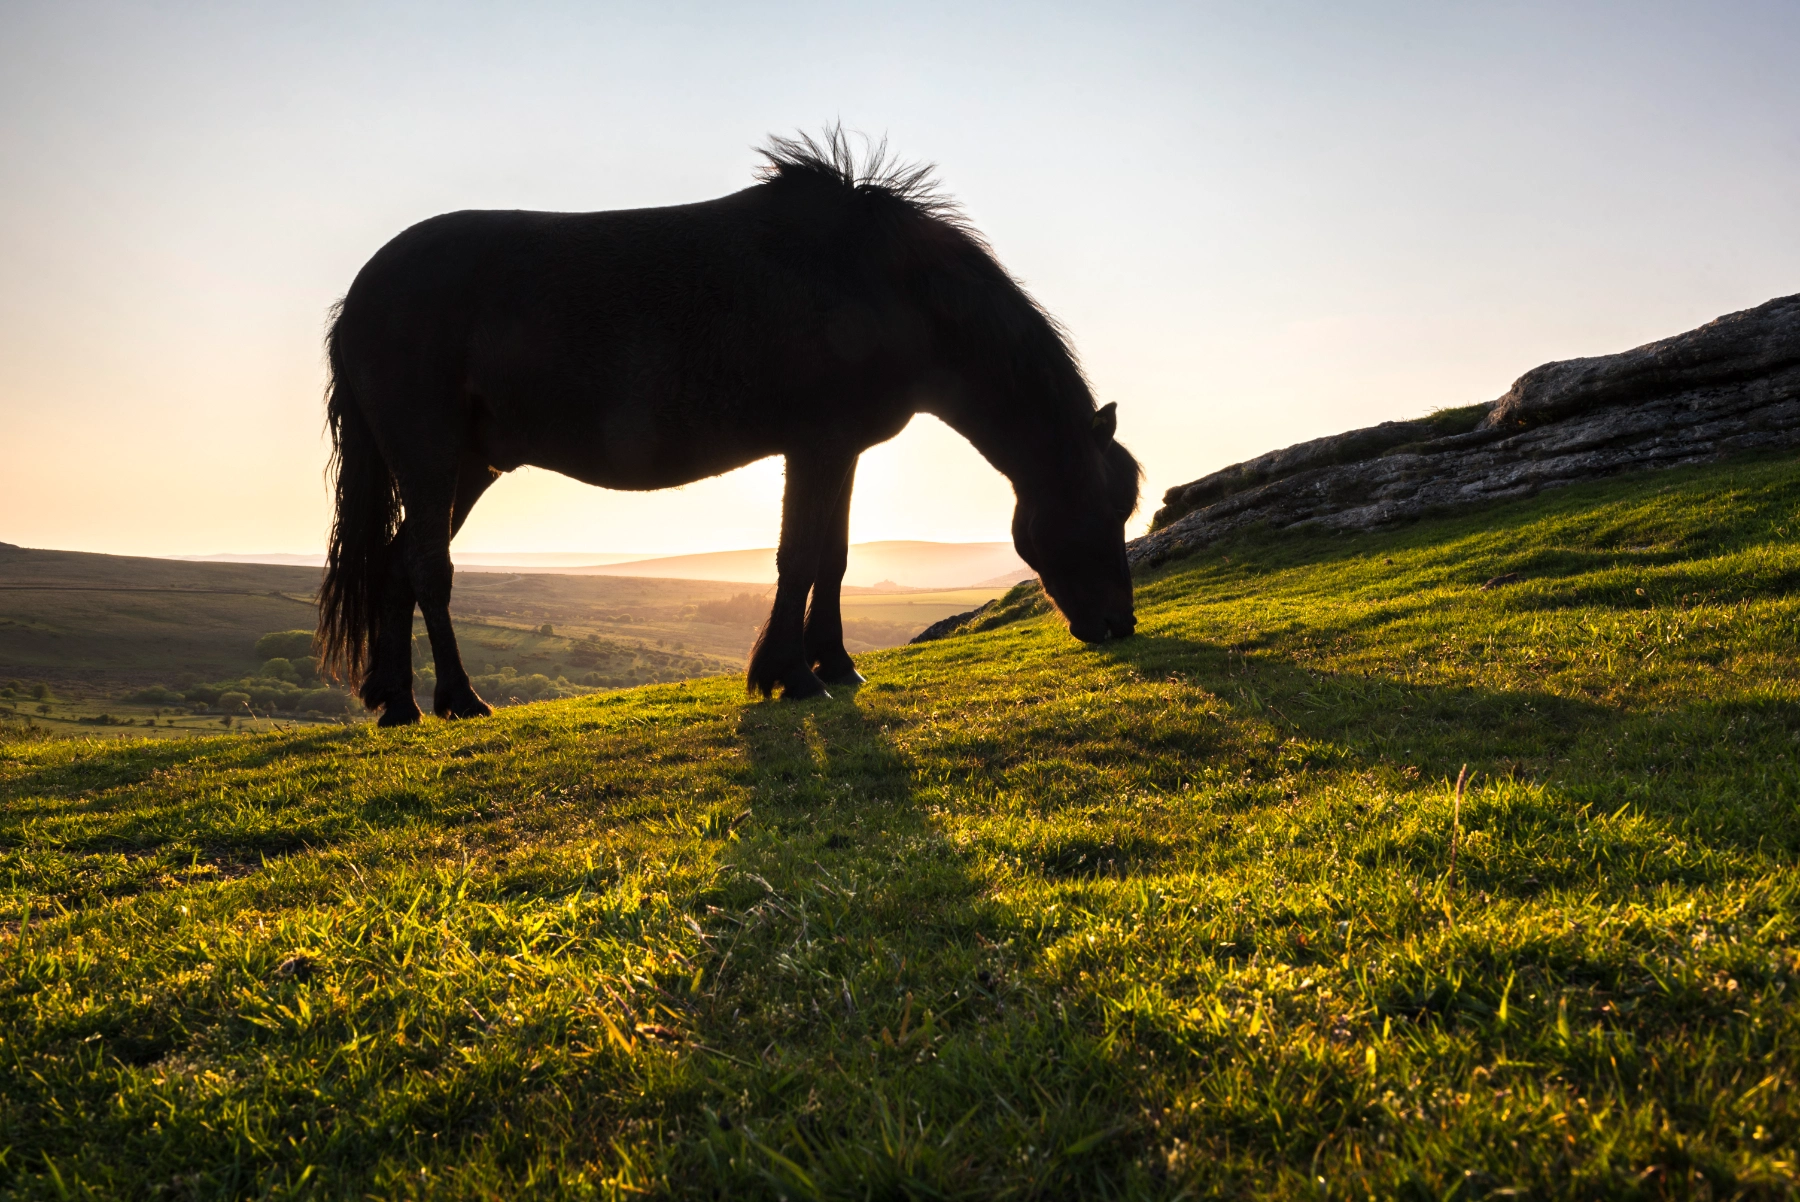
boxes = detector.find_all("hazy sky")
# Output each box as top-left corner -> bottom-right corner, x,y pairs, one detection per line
3,1 -> 1797,557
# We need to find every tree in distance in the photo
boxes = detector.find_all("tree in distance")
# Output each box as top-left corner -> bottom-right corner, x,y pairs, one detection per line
254,630 -> 316,661
693,592 -> 771,628
126,685 -> 185,706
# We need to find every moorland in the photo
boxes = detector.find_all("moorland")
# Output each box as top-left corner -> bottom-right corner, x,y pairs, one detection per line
0,548 -> 999,738
2,453 -> 1799,1197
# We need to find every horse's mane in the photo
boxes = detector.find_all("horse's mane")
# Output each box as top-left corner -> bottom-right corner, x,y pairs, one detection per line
756,127 -> 962,225
756,128 -> 1142,515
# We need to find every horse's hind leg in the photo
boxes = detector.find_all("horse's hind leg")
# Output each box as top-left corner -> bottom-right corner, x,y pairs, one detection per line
363,527 -> 423,726
804,457 -> 863,686
409,460 -> 495,720
748,452 -> 855,700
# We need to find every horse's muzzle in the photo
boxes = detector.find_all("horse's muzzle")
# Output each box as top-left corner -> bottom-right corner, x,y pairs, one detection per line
1071,612 -> 1137,643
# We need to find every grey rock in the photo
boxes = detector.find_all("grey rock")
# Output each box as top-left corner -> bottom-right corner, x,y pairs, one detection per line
1482,294 -> 1800,430
1131,293 -> 1800,569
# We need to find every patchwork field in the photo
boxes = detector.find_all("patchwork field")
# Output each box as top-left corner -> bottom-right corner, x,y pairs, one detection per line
3,454 -> 1799,1197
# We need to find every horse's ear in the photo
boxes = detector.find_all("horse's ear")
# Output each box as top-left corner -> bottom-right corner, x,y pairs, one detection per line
1091,402 -> 1117,443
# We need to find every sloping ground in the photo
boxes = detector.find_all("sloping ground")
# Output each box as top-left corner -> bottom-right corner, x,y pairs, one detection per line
3,454 -> 1800,1197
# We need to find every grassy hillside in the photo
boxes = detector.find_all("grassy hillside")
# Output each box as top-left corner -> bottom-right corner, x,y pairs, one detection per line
3,455 -> 1799,1198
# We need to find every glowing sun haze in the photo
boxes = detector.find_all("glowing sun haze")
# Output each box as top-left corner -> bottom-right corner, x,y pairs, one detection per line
3,1 -> 1797,558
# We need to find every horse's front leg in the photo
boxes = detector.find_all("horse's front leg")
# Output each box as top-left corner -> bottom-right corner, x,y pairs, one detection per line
748,452 -> 855,700
412,536 -> 491,721
420,457 -> 498,719
805,457 -> 863,686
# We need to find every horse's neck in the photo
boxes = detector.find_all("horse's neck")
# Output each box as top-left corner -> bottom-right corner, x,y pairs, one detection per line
934,384 -> 1088,502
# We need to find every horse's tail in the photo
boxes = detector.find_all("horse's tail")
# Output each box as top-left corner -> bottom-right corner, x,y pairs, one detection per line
316,304 -> 400,687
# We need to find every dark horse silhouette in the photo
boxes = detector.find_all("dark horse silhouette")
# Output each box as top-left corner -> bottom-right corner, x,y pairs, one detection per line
316,131 -> 1141,725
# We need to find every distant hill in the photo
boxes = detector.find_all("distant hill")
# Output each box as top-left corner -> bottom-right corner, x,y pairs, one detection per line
0,547 -> 322,688
175,540 -> 1031,589
0,547 -> 751,693
0,545 -> 1005,698
969,567 -> 1039,589
177,551 -> 656,569
549,540 -> 1028,588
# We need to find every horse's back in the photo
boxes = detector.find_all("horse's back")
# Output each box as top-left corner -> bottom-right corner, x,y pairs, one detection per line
345,195 -> 770,318
333,189 -> 898,488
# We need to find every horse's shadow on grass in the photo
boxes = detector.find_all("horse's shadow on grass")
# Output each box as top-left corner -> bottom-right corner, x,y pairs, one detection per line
1095,630 -> 1800,859
720,687 -> 993,937
728,685 -> 916,853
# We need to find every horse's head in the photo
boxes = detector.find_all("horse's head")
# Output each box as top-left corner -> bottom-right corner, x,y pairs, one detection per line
1011,403 -> 1141,643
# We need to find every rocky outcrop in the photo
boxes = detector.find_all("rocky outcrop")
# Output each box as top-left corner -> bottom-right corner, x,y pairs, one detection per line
1130,294 -> 1800,568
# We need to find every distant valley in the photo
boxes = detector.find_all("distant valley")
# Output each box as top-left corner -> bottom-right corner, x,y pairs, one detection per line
0,543 -> 1008,736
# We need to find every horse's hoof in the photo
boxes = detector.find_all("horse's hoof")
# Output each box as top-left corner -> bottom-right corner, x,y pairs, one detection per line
780,671 -> 832,701
820,667 -> 865,687
377,699 -> 423,727
435,687 -> 493,720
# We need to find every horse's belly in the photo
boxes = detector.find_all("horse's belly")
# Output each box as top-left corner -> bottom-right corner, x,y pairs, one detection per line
511,398 -> 774,492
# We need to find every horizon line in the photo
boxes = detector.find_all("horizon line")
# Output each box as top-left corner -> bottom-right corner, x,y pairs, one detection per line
169,538 -> 1019,561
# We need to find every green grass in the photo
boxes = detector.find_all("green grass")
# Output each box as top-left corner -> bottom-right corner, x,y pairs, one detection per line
4,455 -> 1800,1198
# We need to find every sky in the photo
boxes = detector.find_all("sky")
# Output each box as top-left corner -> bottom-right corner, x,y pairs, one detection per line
2,1 -> 1797,558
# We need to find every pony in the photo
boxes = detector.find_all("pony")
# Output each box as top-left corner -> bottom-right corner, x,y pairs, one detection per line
316,130 -> 1141,724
